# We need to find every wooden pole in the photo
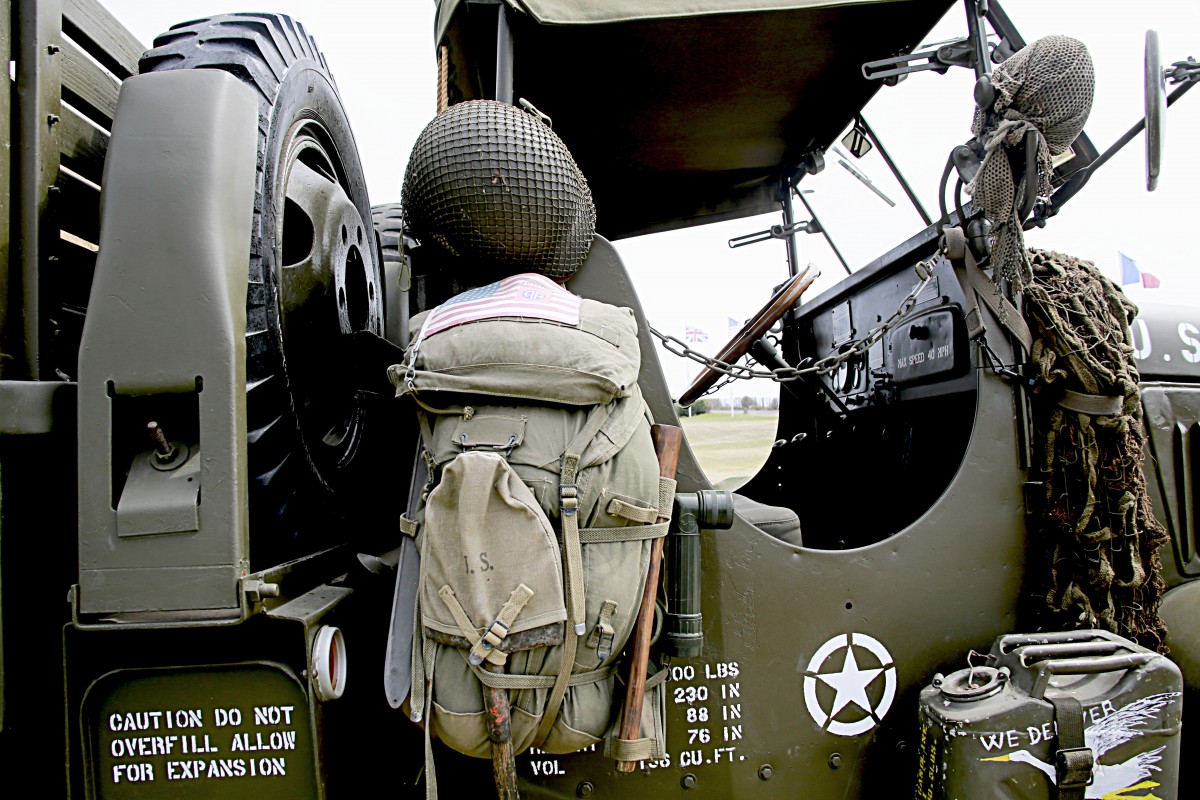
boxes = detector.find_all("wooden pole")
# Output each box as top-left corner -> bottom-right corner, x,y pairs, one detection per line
616,424 -> 683,772
484,661 -> 520,799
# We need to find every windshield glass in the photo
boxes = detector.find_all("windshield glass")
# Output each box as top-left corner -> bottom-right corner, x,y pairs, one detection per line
612,1 -> 1199,483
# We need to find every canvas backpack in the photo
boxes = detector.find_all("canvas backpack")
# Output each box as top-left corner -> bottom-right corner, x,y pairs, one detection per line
388,273 -> 673,790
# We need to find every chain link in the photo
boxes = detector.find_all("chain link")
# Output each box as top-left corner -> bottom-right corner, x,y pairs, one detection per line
650,259 -> 937,398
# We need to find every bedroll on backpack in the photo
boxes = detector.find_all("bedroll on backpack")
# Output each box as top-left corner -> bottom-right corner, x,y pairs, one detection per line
388,274 -> 674,773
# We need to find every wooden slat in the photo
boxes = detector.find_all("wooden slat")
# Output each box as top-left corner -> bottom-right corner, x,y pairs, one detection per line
62,0 -> 144,80
61,36 -> 119,126
59,104 -> 108,184
56,235 -> 98,312
57,169 -> 101,245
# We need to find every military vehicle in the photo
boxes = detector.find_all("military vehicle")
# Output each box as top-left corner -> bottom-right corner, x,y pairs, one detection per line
0,0 -> 1196,798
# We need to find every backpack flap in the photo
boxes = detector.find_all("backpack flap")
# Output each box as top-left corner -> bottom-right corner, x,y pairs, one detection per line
391,278 -> 641,407
420,450 -> 566,665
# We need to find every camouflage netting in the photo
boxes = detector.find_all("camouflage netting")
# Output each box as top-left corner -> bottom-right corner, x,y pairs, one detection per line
1023,248 -> 1168,652
402,100 -> 596,281
967,36 -> 1095,288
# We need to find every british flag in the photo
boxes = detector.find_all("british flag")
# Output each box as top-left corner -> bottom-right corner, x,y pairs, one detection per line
419,273 -> 582,341
685,325 -> 709,343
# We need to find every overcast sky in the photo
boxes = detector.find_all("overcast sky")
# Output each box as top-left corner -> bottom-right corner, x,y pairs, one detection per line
99,0 -> 1200,397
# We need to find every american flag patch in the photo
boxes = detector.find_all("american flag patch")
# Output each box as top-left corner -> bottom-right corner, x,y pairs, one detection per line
419,273 -> 582,341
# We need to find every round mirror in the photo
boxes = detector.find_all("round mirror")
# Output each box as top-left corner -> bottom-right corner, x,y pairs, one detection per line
1145,29 -> 1166,191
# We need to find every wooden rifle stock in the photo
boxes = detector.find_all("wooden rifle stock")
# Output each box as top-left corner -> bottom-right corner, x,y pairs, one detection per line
677,265 -> 818,407
616,424 -> 683,772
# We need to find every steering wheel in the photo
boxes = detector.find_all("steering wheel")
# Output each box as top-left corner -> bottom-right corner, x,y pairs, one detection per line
678,265 -> 818,406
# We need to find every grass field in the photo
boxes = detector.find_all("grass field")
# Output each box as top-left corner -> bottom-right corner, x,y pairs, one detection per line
680,412 -> 779,488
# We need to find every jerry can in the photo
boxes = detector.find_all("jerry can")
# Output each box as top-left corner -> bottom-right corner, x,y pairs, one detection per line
916,631 -> 1183,800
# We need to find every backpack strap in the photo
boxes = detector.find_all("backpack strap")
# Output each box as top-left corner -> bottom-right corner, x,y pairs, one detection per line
607,668 -> 670,761
606,497 -> 660,524
437,583 -> 535,667
578,522 -> 668,544
473,662 -> 617,690
534,402 -> 612,747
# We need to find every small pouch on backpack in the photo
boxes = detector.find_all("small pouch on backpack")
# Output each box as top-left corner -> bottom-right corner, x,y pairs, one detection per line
603,665 -> 668,761
420,450 -> 566,664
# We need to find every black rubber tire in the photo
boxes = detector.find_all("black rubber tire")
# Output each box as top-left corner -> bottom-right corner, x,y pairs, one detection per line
372,203 -> 405,264
139,14 -> 383,561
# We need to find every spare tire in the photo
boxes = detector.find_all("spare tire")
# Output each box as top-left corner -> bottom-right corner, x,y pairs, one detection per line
140,14 -> 384,561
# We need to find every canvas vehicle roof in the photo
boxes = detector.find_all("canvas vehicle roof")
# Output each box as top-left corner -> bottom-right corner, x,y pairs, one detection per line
434,0 -> 957,239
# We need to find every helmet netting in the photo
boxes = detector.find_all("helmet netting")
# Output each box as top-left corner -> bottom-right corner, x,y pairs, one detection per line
967,35 -> 1095,287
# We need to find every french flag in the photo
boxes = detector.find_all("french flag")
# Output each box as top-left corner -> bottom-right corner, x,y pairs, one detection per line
1120,252 -> 1160,289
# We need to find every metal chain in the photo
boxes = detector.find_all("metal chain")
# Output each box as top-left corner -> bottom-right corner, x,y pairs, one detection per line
649,259 -> 937,398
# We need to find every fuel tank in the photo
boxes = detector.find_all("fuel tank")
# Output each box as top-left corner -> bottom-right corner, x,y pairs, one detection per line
916,631 -> 1182,800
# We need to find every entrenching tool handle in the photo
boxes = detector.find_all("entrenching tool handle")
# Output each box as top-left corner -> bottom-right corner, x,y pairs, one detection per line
485,661 -> 520,800
616,424 -> 683,772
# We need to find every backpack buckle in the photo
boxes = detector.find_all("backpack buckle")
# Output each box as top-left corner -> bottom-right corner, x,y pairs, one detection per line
468,619 -> 511,667
587,600 -> 619,660
559,483 -> 579,516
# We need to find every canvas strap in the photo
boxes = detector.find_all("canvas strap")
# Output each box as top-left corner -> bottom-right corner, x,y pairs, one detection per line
1050,694 -> 1093,799
437,584 -> 534,667
608,668 -> 670,761
947,234 -> 1034,352
1056,388 -> 1123,417
533,403 -> 612,747
606,497 -> 660,524
472,662 -> 617,691
578,521 -> 668,544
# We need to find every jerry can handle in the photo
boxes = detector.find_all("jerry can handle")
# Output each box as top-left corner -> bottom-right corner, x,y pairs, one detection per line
1013,640 -> 1124,667
1030,653 -> 1155,700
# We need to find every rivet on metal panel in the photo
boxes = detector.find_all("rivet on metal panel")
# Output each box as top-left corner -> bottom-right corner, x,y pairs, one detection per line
576,781 -> 594,798
828,753 -> 843,769
680,773 -> 697,789
758,765 -> 773,781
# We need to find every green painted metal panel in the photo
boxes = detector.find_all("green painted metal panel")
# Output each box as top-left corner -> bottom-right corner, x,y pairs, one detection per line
82,664 -> 318,799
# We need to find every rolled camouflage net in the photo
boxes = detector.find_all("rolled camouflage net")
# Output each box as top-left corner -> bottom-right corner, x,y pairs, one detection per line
967,36 -> 1095,288
1023,248 -> 1168,652
402,100 -> 596,280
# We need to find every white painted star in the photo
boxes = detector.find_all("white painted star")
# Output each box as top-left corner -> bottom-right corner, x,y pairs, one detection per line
817,646 -> 883,718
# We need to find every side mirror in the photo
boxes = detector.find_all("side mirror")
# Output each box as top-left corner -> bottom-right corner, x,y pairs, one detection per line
1145,29 -> 1166,191
840,124 -> 873,159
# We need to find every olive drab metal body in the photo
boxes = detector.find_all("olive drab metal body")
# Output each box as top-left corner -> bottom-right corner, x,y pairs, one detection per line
0,1 -> 1197,799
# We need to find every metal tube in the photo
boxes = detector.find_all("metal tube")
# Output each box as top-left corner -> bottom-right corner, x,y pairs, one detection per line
664,491 -> 733,659
780,180 -> 800,278
795,189 -> 852,276
495,5 -> 514,104
963,0 -> 990,79
15,0 -> 64,379
664,497 -> 703,657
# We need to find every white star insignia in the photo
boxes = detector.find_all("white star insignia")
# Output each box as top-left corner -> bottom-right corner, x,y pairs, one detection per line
816,645 -> 884,718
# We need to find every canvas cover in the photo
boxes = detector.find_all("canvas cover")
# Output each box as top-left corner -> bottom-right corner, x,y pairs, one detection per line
436,0 -> 905,42
432,0 -> 956,238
